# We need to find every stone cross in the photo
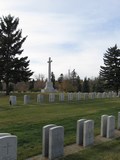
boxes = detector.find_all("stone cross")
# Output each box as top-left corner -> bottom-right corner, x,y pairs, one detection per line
47,57 -> 52,82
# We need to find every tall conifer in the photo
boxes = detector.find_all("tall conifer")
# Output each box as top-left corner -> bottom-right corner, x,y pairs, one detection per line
100,45 -> 120,95
0,15 -> 33,95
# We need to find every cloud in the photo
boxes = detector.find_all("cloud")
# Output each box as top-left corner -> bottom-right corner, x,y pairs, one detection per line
1,0 -> 120,79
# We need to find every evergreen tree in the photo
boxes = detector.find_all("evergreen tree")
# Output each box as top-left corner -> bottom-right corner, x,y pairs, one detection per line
100,44 -> 120,95
82,77 -> 90,92
51,72 -> 56,89
0,15 -> 33,95
76,76 -> 82,92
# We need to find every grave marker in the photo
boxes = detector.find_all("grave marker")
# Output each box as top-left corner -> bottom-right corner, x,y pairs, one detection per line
49,126 -> 64,160
101,115 -> 108,137
59,93 -> 65,102
37,94 -> 44,103
107,115 -> 115,138
9,96 -> 17,105
83,120 -> 94,147
49,93 -> 55,102
0,135 -> 17,160
42,124 -> 56,157
24,95 -> 30,104
76,119 -> 86,145
118,112 -> 120,130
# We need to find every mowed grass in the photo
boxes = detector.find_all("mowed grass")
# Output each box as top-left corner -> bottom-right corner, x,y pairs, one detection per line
0,93 -> 120,160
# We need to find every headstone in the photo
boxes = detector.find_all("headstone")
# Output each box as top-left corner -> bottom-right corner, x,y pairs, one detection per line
24,95 -> 30,104
42,124 -> 56,157
102,92 -> 107,98
107,115 -> 115,138
49,93 -> 55,102
0,135 -> 17,160
0,133 -> 11,137
9,96 -> 17,105
101,115 -> 108,137
118,91 -> 120,98
108,92 -> 112,98
84,93 -> 89,100
49,126 -> 64,160
89,92 -> 95,100
59,93 -> 65,102
118,112 -> 120,130
97,92 -> 102,99
67,93 -> 73,101
83,120 -> 94,147
76,92 -> 81,101
76,119 -> 86,145
37,94 -> 44,103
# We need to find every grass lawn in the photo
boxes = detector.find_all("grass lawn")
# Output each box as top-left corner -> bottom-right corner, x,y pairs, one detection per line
0,93 -> 119,160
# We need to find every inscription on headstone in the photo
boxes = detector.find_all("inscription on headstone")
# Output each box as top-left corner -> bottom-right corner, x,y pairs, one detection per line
0,135 -> 17,160
49,126 -> 64,160
83,120 -> 94,147
107,115 -> 115,138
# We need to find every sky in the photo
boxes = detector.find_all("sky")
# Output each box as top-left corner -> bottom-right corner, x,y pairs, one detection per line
1,0 -> 120,80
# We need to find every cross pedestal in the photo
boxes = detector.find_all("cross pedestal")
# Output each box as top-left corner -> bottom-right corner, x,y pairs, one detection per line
42,57 -> 55,93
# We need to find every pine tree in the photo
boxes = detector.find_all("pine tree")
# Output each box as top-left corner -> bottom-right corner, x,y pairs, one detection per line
100,44 -> 120,95
82,77 -> 90,92
51,72 -> 56,89
0,15 -> 33,95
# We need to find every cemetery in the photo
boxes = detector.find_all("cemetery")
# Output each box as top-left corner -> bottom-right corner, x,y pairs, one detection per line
0,93 -> 119,160
0,8 -> 120,160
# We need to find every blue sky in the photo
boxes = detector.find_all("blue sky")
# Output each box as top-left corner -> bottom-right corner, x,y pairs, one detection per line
1,0 -> 120,79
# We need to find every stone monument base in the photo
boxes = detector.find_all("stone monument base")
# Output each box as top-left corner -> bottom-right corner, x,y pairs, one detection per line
42,81 -> 55,93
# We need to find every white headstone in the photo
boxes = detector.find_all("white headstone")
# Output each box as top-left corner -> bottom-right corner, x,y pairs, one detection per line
49,126 -> 64,160
49,93 -> 55,102
67,93 -> 73,101
118,112 -> 120,130
83,120 -> 94,147
42,124 -> 56,157
59,93 -> 65,102
76,119 -> 86,145
101,115 -> 108,137
97,93 -> 102,99
84,93 -> 89,100
24,95 -> 30,104
0,135 -> 17,160
37,94 -> 44,103
89,93 -> 95,99
76,92 -> 81,101
107,115 -> 115,138
0,133 -> 11,137
9,96 -> 17,105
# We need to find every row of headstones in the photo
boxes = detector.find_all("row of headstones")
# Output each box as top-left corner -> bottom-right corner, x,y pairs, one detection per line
37,92 -> 118,102
0,113 -> 119,159
0,133 -> 17,160
9,91 -> 119,105
42,112 -> 120,160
